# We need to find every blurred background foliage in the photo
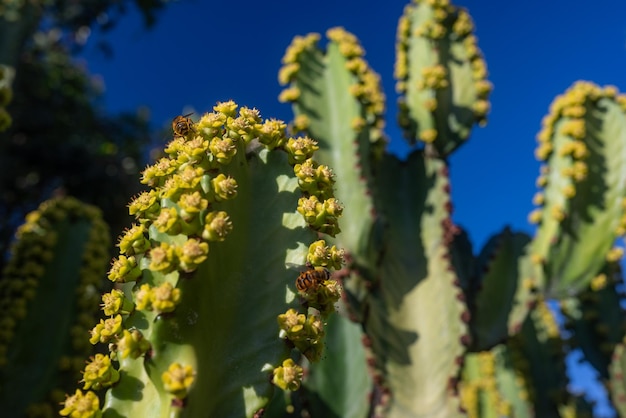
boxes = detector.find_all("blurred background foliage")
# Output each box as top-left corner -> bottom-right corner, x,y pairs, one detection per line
0,0 -> 172,265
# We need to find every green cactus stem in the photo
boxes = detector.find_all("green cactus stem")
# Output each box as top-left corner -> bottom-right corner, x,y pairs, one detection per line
529,81 -> 626,298
0,196 -> 110,418
468,227 -> 539,351
279,20 -> 470,418
367,152 -> 467,418
507,299 -> 588,417
395,0 -> 491,156
459,348 -> 515,418
295,310 -> 372,418
561,261 -> 626,380
62,101 -> 344,418
278,27 -> 386,275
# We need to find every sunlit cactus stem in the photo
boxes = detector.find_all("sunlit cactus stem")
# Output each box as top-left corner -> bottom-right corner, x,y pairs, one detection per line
62,101 -> 344,418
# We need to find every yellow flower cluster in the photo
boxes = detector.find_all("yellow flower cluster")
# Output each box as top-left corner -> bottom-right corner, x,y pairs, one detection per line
459,351 -> 512,418
395,0 -> 491,144
530,82 -> 626,229
278,27 -> 387,156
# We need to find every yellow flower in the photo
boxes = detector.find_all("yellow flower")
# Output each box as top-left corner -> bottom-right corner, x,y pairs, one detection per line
59,389 -> 101,418
150,282 -> 182,313
81,354 -> 120,390
117,329 -> 151,359
272,358 -> 303,391
162,362 -> 196,399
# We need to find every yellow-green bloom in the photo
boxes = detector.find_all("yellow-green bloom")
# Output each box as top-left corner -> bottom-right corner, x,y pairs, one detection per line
153,207 -> 182,235
177,238 -> 209,272
278,310 -> 325,363
297,195 -> 323,225
134,284 -> 153,311
81,354 -> 120,390
141,157 -> 178,186
149,242 -> 178,273
151,282 -> 181,313
178,191 -> 208,222
307,240 -> 344,270
209,137 -> 237,165
214,100 -> 238,117
117,224 -> 150,256
211,174 -> 238,201
89,315 -> 122,345
202,211 -> 233,242
128,190 -> 160,220
196,111 -> 227,138
278,86 -> 301,103
258,118 -> 287,149
294,159 -> 318,192
278,62 -> 300,85
277,309 -> 307,340
101,289 -> 133,316
272,358 -> 303,391
117,329 -> 151,359
177,166 -> 205,190
162,362 -> 196,399
292,114 -> 310,133
176,136 -> 209,165
59,389 -> 101,418
107,255 -> 141,283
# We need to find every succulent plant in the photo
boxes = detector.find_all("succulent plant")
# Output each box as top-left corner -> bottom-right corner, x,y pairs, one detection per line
0,196 -> 109,417
3,0 -> 626,417
275,0 -> 626,416
59,101 -> 344,417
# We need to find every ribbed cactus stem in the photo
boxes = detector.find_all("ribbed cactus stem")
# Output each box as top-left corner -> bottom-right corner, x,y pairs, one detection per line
529,81 -> 626,298
62,102 -> 344,418
0,197 -> 110,418
395,0 -> 491,156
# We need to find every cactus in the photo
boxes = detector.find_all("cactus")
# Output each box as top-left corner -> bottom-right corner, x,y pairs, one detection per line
2,0 -> 626,417
0,196 -> 110,417
59,102 -> 344,417
277,0 -> 626,416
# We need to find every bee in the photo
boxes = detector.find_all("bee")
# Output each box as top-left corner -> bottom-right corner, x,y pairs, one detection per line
172,113 -> 195,138
296,267 -> 331,293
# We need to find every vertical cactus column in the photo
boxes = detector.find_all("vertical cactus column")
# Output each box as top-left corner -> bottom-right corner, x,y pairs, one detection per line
528,82 -> 626,298
0,196 -> 110,418
276,0 -> 492,413
395,0 -> 491,155
61,102 -> 344,418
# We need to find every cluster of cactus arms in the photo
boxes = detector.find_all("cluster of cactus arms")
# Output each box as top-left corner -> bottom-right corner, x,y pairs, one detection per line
4,1 -> 626,418
276,0 -> 626,417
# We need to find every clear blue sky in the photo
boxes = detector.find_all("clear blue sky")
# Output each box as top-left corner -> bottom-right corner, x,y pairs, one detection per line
79,1 -> 626,415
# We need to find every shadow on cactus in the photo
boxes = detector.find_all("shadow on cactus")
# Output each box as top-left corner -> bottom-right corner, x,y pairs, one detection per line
60,101 -> 345,417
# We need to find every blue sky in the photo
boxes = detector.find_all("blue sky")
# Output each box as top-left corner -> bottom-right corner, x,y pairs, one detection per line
79,0 -> 626,415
